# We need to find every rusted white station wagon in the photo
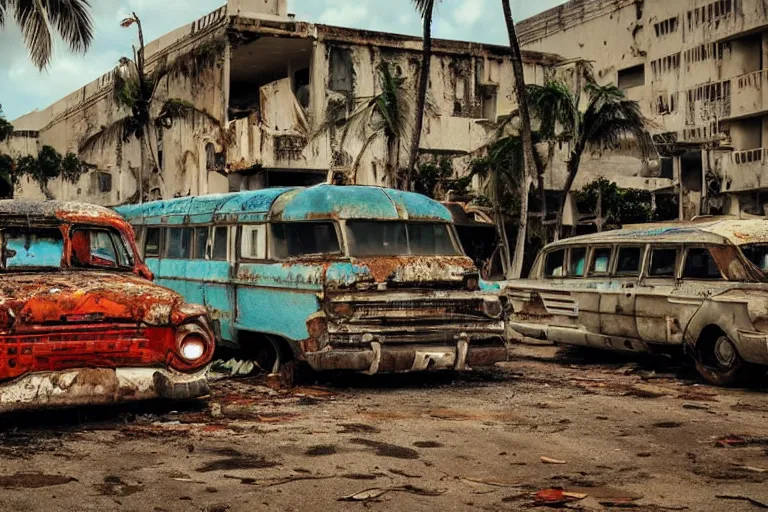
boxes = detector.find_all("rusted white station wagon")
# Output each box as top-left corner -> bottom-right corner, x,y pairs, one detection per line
506,218 -> 768,385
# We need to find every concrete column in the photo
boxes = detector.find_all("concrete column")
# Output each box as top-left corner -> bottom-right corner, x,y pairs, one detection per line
674,155 -> 683,221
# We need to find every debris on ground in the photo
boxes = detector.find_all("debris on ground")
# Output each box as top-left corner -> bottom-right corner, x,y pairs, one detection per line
533,489 -> 587,506
715,436 -> 768,448
540,456 -> 567,465
715,494 -> 768,509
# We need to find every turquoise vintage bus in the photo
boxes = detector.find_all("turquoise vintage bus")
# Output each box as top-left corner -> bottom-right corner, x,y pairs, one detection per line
117,185 -> 508,378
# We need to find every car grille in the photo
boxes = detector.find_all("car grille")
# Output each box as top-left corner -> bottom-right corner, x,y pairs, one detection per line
0,325 -> 155,381
333,298 -> 491,325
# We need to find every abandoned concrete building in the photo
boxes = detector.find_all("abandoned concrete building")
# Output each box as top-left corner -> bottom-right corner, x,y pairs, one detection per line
518,0 -> 768,219
2,0 -> 669,227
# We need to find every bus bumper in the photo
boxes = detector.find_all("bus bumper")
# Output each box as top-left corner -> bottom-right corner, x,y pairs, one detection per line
305,341 -> 509,374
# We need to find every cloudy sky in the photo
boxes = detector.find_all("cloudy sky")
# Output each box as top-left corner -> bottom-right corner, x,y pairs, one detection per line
0,0 -> 566,121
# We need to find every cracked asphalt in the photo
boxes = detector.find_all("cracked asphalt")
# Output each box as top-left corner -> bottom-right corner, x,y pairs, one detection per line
1,343 -> 767,512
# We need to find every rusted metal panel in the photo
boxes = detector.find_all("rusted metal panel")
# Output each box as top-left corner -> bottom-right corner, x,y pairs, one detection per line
0,200 -> 215,410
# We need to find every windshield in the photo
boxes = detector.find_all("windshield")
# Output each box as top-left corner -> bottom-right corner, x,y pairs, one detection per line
1,226 -> 134,272
346,221 -> 460,257
3,228 -> 64,270
741,244 -> 768,274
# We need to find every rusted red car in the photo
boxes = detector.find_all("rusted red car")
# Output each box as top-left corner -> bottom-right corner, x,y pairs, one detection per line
0,201 -> 215,412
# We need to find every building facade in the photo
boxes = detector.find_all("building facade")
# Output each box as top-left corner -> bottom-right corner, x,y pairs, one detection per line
519,0 -> 768,218
1,0 -> 670,227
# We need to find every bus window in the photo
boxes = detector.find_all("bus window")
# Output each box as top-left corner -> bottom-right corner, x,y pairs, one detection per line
545,250 -> 565,278
212,226 -> 228,261
649,247 -> 678,278
616,246 -> 643,276
166,228 -> 193,259
241,225 -> 267,260
194,227 -> 209,260
144,227 -> 161,258
590,247 -> 612,275
568,247 -> 587,277
271,222 -> 341,259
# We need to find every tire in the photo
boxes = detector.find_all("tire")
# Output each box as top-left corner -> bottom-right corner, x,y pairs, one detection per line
694,334 -> 744,387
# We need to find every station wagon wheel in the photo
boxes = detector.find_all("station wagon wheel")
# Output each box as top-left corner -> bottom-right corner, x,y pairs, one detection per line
694,333 -> 744,387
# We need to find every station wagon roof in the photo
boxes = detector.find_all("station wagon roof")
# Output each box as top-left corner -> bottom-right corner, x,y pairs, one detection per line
0,200 -> 125,224
545,219 -> 768,249
116,185 -> 453,224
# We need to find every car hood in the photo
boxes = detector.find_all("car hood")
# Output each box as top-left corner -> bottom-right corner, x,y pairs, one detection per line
330,256 -> 477,289
0,271 -> 205,330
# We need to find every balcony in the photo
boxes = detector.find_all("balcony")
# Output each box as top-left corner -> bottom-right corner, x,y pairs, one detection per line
724,148 -> 767,192
729,70 -> 768,120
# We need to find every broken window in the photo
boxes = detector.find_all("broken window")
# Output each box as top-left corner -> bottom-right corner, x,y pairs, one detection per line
545,250 -> 566,278
741,244 -> 768,273
166,228 -> 193,259
240,225 -> 267,260
212,226 -> 228,261
649,248 -> 678,277
329,48 -> 353,94
271,222 -> 341,259
70,228 -> 133,269
145,227 -> 162,258
618,65 -> 645,90
194,227 -> 209,260
683,248 -> 723,279
616,247 -> 643,275
97,172 -> 112,193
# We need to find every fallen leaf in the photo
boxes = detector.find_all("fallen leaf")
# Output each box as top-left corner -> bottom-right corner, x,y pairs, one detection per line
339,488 -> 388,502
540,456 -> 567,465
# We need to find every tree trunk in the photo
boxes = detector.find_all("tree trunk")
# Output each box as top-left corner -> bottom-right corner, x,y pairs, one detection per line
502,0 -> 537,279
494,168 -> 513,277
554,145 -> 583,240
407,6 -> 433,191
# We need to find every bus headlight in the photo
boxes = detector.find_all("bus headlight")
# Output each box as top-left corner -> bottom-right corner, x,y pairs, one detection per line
482,298 -> 504,319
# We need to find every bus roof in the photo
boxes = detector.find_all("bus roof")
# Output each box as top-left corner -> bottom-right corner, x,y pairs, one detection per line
115,185 -> 453,225
546,218 -> 768,249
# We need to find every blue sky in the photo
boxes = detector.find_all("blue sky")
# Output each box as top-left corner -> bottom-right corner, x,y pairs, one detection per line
0,0 -> 566,121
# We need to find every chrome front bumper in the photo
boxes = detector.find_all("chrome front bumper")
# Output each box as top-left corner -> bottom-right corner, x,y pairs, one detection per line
0,367 -> 210,413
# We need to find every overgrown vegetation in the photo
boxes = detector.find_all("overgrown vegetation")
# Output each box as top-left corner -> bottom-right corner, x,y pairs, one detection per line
0,104 -> 13,142
413,159 -> 472,200
575,177 -> 678,229
334,62 -> 413,185
4,146 -> 91,199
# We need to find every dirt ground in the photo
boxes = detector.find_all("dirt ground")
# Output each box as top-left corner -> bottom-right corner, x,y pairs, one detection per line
1,344 -> 768,512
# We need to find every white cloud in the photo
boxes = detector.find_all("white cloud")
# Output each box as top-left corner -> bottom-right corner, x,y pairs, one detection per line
453,0 -> 484,26
1,0 -> 568,120
318,5 -> 369,27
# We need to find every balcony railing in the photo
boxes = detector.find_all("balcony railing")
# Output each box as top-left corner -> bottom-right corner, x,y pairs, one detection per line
732,148 -> 765,166
730,69 -> 768,119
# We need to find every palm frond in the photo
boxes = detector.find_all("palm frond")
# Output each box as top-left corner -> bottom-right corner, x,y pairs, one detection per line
582,86 -> 655,158
411,0 -> 437,19
78,119 -> 126,154
527,81 -> 578,141
0,0 -> 6,26
14,0 -> 53,70
45,0 -> 93,53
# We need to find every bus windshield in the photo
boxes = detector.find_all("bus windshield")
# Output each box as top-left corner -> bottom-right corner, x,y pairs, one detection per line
346,221 -> 460,257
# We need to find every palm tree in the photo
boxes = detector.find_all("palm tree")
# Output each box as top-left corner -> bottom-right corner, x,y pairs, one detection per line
501,0 -> 537,279
408,0 -> 441,190
333,62 -> 412,186
80,13 -> 224,203
528,80 -> 655,239
0,0 -> 93,69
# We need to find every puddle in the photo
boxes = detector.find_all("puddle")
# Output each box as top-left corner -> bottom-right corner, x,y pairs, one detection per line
0,473 -> 77,489
305,445 -> 337,457
413,441 -> 443,448
350,438 -> 420,460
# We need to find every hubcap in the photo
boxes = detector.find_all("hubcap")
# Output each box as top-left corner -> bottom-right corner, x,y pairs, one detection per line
714,337 -> 737,367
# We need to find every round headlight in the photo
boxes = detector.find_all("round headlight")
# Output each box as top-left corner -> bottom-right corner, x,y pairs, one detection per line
179,334 -> 206,362
483,298 -> 504,319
